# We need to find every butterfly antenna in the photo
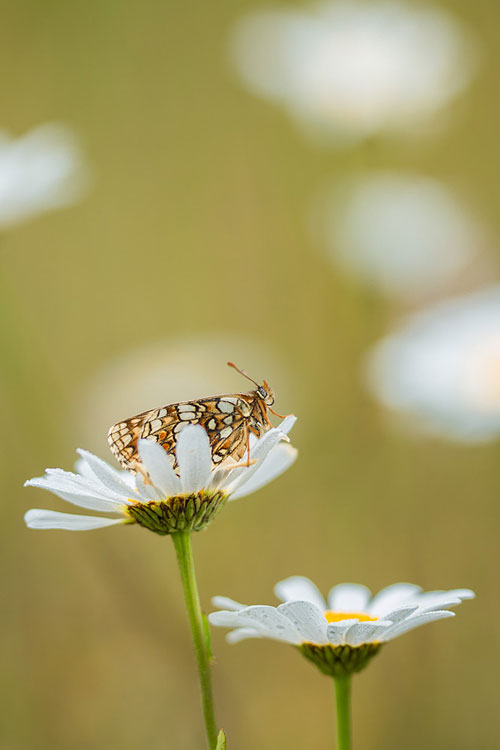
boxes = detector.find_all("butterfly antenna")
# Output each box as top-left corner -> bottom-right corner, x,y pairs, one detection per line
227,361 -> 260,387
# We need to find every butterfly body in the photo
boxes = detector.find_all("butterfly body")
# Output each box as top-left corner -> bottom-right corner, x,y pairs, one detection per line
108,366 -> 278,473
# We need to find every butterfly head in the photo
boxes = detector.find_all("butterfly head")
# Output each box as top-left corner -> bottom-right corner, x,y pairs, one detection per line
256,380 -> 275,406
228,361 -> 275,406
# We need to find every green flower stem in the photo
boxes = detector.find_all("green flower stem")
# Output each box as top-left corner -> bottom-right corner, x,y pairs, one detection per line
171,531 -> 218,749
334,675 -> 352,750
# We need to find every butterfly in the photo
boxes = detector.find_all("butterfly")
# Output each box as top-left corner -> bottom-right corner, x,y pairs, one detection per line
107,362 -> 286,474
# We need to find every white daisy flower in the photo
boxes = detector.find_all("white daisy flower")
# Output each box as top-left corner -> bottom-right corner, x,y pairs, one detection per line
0,123 -> 90,228
366,287 -> 500,442
314,172 -> 489,300
230,1 -> 478,144
209,576 -> 474,677
24,418 -> 297,534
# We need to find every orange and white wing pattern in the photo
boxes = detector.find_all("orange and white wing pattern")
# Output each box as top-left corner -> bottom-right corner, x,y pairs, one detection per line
108,393 -> 264,473
108,362 -> 281,475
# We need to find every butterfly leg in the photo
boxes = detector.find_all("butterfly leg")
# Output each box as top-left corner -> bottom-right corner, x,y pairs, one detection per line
245,423 -> 251,467
131,458 -> 153,485
268,406 -> 288,419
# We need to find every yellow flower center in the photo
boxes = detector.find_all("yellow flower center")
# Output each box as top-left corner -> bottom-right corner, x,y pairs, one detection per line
324,611 -> 378,623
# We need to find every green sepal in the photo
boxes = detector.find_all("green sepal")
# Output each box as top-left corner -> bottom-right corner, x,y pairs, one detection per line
216,730 -> 227,749
298,642 -> 382,677
125,490 -> 227,535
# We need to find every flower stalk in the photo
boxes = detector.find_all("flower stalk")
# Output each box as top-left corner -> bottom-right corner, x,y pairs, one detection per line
334,675 -> 352,750
171,530 -> 218,749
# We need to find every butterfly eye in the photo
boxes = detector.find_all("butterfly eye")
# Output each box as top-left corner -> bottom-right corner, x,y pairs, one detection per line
258,386 -> 267,398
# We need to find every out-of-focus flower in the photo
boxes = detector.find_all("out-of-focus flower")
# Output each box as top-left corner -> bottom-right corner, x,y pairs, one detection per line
0,123 -> 90,228
230,1 -> 478,143
210,576 -> 473,676
314,172 -> 489,300
366,287 -> 500,441
25,420 -> 297,532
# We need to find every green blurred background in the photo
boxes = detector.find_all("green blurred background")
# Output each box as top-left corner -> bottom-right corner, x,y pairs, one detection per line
1,1 -> 498,748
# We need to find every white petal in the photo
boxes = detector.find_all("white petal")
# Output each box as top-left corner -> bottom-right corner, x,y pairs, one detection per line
344,620 -> 393,646
134,474 -> 164,501
25,477 -> 127,511
76,450 -> 142,502
277,601 -> 328,643
382,605 -> 419,625
447,588 -> 475,600
137,439 -> 182,496
53,490 -> 128,513
75,457 -> 136,486
230,443 -> 297,499
26,471 -> 112,499
211,596 -> 247,611
224,426 -> 294,494
74,457 -> 98,480
381,610 -> 455,641
328,584 -> 372,612
368,583 -> 423,616
277,414 -> 297,435
209,611 -> 245,628
326,619 -> 359,646
417,598 -> 465,612
24,509 -> 125,531
411,589 -> 475,611
226,628 -> 264,644
206,465 -> 234,492
176,426 -> 212,494
274,576 -> 326,610
237,605 -> 302,644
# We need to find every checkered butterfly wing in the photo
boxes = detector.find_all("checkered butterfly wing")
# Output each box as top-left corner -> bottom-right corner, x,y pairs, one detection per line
108,394 -> 256,473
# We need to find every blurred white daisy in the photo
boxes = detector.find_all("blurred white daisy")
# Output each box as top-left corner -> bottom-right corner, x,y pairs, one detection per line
210,576 -> 474,676
25,419 -> 297,533
230,1 -> 478,143
366,287 -> 500,441
314,172 -> 490,300
0,122 -> 90,229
